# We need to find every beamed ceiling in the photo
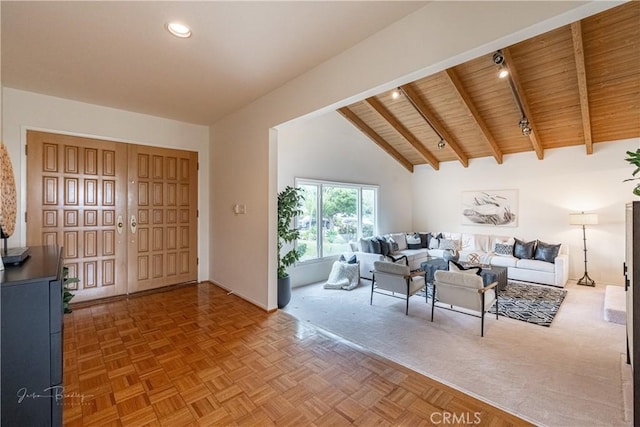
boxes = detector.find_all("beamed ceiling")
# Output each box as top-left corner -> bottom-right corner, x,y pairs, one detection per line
338,2 -> 640,173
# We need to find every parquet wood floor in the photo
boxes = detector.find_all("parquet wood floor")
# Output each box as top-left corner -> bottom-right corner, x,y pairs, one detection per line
63,282 -> 532,426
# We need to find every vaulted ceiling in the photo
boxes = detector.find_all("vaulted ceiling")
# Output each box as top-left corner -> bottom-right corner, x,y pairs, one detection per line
338,2 -> 640,172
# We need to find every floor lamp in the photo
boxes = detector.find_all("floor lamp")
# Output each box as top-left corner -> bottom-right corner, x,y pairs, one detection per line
569,212 -> 598,287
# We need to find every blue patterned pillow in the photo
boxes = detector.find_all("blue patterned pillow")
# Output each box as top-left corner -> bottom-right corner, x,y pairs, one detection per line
494,243 -> 514,256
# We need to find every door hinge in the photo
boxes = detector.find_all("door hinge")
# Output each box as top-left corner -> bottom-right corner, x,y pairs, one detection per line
25,145 -> 28,156
197,257 -> 199,265
24,212 -> 27,223
197,210 -> 199,218
197,162 -> 199,171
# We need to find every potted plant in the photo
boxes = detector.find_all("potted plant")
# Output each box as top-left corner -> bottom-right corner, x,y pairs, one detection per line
278,186 -> 304,308
625,149 -> 640,196
62,266 -> 78,313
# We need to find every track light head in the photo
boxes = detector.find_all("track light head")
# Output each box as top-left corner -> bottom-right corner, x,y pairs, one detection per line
437,139 -> 446,150
492,50 -> 505,65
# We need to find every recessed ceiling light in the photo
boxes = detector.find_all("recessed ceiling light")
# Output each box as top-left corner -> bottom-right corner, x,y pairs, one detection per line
166,22 -> 192,38
498,67 -> 509,79
391,89 -> 401,100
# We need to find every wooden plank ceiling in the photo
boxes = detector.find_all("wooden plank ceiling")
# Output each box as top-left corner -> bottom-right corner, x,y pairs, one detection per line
339,2 -> 640,172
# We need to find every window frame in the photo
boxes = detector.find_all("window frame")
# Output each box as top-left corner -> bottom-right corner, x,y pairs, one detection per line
294,178 -> 378,264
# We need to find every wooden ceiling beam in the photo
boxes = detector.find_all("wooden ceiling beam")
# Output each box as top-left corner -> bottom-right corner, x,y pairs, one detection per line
337,107 -> 414,173
400,84 -> 469,168
571,21 -> 594,155
502,47 -> 544,160
444,69 -> 503,164
364,97 -> 439,170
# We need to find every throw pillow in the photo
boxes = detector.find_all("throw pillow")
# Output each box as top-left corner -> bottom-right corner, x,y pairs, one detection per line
359,237 -> 372,253
406,233 -> 422,249
369,237 -> 382,254
338,254 -> 357,264
448,260 -> 482,276
513,238 -> 536,259
377,237 -> 390,257
494,243 -> 514,256
390,233 -> 407,251
386,236 -> 400,253
428,234 -> 440,249
438,239 -> 459,251
419,233 -> 430,248
534,240 -> 561,263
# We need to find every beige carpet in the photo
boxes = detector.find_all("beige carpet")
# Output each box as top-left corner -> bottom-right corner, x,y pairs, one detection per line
284,279 -> 629,427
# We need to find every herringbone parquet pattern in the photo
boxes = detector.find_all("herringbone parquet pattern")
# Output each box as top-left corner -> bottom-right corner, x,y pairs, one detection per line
63,282 -> 531,426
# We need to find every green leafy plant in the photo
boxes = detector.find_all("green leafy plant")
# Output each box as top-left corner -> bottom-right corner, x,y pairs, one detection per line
278,186 -> 305,279
62,266 -> 78,313
624,149 -> 640,196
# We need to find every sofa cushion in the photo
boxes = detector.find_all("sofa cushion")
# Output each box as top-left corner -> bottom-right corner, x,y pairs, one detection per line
390,233 -> 407,251
516,258 -> 556,273
534,240 -> 561,263
514,238 -> 536,259
490,256 -> 518,268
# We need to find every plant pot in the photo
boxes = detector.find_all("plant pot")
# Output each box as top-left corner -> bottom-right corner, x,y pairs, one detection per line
278,275 -> 292,309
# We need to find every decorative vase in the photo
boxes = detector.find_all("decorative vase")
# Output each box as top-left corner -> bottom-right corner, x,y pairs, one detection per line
442,249 -> 459,263
277,274 -> 292,309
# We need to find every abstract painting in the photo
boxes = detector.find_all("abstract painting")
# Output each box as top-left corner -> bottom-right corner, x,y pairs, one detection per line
461,189 -> 518,226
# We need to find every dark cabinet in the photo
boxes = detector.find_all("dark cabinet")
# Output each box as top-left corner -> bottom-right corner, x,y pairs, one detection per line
625,202 -> 640,425
1,245 -> 63,427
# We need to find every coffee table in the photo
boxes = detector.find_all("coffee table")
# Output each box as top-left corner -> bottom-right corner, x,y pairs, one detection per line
420,259 -> 508,292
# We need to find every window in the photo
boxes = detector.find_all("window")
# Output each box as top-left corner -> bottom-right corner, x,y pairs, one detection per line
296,179 -> 377,262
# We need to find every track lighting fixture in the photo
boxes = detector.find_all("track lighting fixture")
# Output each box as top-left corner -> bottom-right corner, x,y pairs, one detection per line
519,117 -> 532,136
494,50 -> 533,138
391,88 -> 401,100
437,139 -> 446,150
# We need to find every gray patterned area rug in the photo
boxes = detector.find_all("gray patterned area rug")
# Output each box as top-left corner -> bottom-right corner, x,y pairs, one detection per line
489,281 -> 567,327
418,281 -> 567,327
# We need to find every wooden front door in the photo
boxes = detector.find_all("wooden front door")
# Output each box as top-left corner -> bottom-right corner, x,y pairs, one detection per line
127,145 -> 198,293
26,131 -> 198,302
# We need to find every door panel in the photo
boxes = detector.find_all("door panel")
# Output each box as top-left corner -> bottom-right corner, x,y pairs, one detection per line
27,131 -> 198,301
27,131 -> 128,302
127,145 -> 198,293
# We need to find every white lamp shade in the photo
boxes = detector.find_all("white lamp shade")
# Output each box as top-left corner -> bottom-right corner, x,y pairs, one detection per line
569,212 -> 599,225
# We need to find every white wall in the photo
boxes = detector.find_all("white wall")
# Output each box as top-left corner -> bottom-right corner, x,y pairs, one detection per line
412,139 -> 640,286
210,1 -> 619,310
2,88 -> 211,281
277,111 -> 413,286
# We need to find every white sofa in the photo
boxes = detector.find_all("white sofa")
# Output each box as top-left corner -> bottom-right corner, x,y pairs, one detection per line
344,232 -> 429,280
346,231 -> 569,288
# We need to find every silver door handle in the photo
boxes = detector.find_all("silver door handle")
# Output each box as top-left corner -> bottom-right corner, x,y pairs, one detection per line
130,215 -> 137,234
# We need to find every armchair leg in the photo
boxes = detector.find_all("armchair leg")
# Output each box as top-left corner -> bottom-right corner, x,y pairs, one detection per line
481,293 -> 485,337
370,274 -> 375,306
496,296 -> 499,320
430,284 -> 435,322
405,279 -> 410,315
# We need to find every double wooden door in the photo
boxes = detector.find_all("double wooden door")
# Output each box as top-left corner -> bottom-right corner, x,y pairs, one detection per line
26,131 -> 198,302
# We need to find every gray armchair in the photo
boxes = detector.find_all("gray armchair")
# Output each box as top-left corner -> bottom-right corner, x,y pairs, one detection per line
432,270 -> 498,337
371,261 -> 425,315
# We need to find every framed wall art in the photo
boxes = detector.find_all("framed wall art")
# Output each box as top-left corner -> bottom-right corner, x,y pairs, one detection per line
461,189 -> 518,227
